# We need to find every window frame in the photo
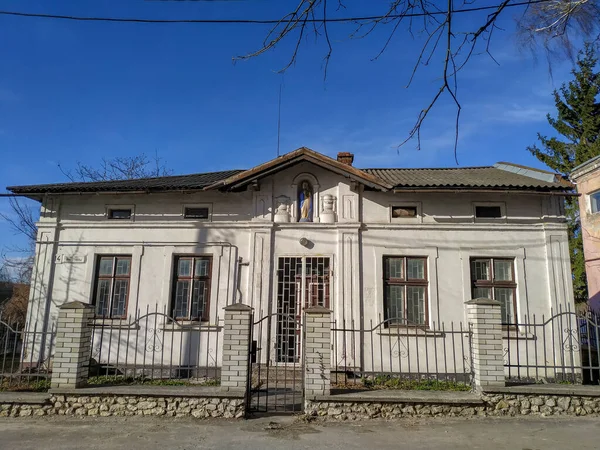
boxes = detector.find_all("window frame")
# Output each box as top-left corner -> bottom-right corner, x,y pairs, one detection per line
470,257 -> 517,326
389,202 -> 422,223
473,202 -> 506,222
104,204 -> 135,222
382,256 -> 428,327
108,208 -> 132,220
92,255 -> 132,319
182,204 -> 212,221
589,190 -> 600,214
170,255 -> 213,321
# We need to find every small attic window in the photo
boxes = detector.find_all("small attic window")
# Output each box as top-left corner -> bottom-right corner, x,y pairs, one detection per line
184,207 -> 210,220
391,206 -> 417,218
475,206 -> 502,218
108,209 -> 132,220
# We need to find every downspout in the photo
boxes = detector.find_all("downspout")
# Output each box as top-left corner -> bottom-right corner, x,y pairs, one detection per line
236,257 -> 250,304
358,184 -> 365,372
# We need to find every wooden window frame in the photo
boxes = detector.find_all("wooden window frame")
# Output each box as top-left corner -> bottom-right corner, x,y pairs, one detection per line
470,257 -> 517,326
383,256 -> 428,327
171,255 -> 213,321
92,255 -> 132,319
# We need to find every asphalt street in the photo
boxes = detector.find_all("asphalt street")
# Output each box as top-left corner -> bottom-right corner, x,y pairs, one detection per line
0,415 -> 598,450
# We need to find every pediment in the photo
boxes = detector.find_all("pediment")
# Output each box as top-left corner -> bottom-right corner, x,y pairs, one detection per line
203,147 -> 392,192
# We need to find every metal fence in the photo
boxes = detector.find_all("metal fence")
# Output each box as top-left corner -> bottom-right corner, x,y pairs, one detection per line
505,308 -> 600,385
89,305 -> 222,385
332,317 -> 473,388
0,315 -> 56,390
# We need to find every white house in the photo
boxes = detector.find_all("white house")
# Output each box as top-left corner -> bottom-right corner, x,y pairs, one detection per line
8,147 -> 576,380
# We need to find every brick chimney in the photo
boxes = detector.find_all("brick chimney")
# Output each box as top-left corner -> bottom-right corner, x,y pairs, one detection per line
337,152 -> 354,166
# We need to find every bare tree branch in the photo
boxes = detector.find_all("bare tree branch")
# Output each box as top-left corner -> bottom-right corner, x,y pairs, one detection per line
0,196 -> 37,243
58,152 -> 172,182
236,0 -> 600,160
2,152 -> 173,294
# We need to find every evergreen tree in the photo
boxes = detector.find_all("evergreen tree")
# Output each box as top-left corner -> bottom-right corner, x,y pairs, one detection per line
528,43 -> 600,303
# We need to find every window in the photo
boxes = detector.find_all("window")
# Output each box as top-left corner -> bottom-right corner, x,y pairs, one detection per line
93,256 -> 131,318
383,256 -> 427,326
470,258 -> 517,325
184,207 -> 210,220
108,209 -> 132,220
475,206 -> 502,218
590,191 -> 600,213
171,256 -> 212,321
391,206 -> 417,218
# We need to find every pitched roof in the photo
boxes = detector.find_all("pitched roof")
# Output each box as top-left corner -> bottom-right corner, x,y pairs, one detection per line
7,170 -> 243,196
364,164 -> 571,191
6,148 -> 572,198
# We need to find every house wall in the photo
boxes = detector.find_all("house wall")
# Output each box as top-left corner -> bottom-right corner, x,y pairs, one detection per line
26,162 -> 574,373
572,163 -> 600,310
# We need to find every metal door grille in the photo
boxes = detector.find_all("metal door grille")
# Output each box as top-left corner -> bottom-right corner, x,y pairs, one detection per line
305,257 -> 331,308
276,257 -> 302,363
247,256 -> 331,415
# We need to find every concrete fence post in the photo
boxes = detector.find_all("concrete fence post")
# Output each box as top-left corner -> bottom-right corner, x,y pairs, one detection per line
221,303 -> 253,393
304,307 -> 332,399
465,298 -> 505,390
51,301 -> 94,389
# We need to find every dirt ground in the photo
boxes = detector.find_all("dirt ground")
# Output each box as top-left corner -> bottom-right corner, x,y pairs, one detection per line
0,415 -> 599,450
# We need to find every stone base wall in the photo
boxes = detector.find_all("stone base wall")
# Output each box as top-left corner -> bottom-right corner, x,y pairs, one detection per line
482,393 -> 600,417
0,395 -> 244,419
306,394 -> 600,420
305,401 -> 482,420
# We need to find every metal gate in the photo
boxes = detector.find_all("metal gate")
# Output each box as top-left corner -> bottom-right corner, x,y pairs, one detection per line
247,312 -> 304,414
246,256 -> 331,415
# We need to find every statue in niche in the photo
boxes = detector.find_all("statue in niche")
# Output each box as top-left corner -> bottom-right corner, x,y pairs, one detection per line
298,181 -> 313,222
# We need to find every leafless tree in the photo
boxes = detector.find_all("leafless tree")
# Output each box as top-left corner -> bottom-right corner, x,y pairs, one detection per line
1,153 -> 172,287
236,0 -> 600,156
58,151 -> 172,182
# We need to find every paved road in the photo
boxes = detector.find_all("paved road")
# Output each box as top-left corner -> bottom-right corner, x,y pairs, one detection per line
1,415 -> 599,450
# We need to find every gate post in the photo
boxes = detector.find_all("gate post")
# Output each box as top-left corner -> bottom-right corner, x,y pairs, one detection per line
221,303 -> 252,393
51,301 -> 94,389
304,307 -> 331,399
465,298 -> 505,390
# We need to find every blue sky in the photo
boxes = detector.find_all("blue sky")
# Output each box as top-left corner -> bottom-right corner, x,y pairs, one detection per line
0,0 -> 580,255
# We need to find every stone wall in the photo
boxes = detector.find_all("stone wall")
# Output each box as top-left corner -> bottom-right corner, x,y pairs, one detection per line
305,393 -> 600,420
482,393 -> 600,417
0,394 -> 244,419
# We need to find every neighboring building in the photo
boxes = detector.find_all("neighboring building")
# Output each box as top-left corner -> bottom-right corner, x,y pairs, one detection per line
571,156 -> 600,311
7,147 -> 575,373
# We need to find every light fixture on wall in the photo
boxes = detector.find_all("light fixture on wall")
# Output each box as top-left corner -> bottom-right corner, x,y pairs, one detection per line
299,237 -> 309,247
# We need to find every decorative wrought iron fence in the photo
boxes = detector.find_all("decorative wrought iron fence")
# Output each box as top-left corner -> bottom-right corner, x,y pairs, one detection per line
505,307 -> 600,385
89,305 -> 222,385
0,315 -> 56,390
332,317 -> 473,388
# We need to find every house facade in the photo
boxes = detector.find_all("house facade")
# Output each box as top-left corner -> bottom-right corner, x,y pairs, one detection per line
9,147 -> 575,376
572,156 -> 600,311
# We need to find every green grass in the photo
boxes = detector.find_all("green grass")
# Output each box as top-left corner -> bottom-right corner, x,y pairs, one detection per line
0,378 -> 51,392
360,376 -> 471,391
87,375 -> 220,387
